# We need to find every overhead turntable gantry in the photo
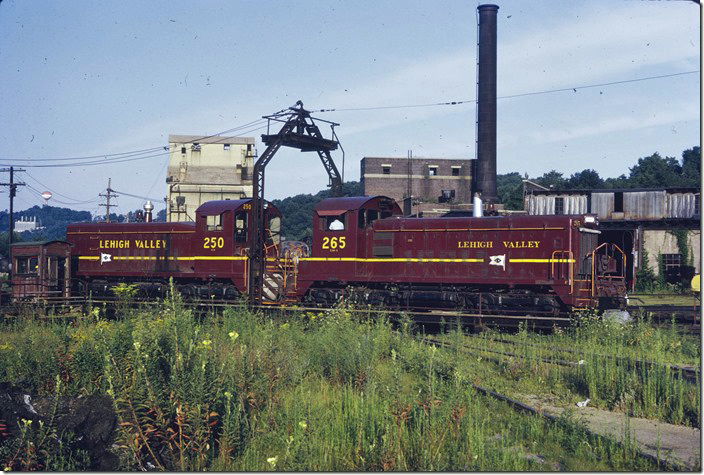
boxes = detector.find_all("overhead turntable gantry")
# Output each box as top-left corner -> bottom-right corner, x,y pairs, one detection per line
248,101 -> 343,305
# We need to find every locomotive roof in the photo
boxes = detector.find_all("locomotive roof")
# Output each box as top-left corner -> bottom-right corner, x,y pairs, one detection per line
373,213 -> 593,230
196,199 -> 252,215
10,240 -> 70,247
314,196 -> 401,215
195,199 -> 280,216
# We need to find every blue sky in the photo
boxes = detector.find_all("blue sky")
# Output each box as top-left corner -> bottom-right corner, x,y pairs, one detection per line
0,0 -> 699,215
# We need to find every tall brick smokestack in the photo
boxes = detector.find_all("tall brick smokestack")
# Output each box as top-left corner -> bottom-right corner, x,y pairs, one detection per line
475,4 -> 499,204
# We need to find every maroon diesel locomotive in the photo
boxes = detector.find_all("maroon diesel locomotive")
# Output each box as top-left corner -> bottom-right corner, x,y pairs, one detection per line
65,199 -> 282,300
11,195 -> 627,317
293,196 -> 627,315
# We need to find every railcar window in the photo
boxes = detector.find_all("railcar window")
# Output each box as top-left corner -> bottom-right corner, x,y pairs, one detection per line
234,212 -> 248,242
16,256 -> 38,274
207,213 -> 224,231
326,214 -> 345,231
358,209 -> 380,228
268,216 -> 281,245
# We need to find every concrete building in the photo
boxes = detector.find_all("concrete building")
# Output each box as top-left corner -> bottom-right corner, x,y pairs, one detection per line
361,157 -> 474,214
524,184 -> 701,288
14,216 -> 43,233
166,135 -> 255,222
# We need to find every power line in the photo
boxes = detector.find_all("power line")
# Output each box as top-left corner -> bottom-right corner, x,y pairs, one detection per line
0,146 -> 167,163
0,118 -> 268,167
315,70 -> 700,113
22,170 -> 98,203
0,150 -> 170,168
24,183 -> 98,206
111,188 -> 162,202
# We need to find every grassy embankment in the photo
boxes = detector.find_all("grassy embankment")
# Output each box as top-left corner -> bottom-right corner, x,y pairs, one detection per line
0,295 -> 696,470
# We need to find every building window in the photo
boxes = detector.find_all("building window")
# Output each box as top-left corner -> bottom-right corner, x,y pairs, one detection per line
695,194 -> 700,216
16,256 -> 38,274
192,143 -> 201,151
382,166 -> 391,175
224,144 -> 230,151
452,167 -> 460,176
181,146 -> 187,154
554,197 -> 564,215
662,253 -> 683,283
439,190 -> 455,203
614,192 -> 624,212
428,166 -> 437,176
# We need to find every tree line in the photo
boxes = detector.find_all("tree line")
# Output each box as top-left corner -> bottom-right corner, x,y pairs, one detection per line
498,146 -> 700,210
0,146 -> 698,249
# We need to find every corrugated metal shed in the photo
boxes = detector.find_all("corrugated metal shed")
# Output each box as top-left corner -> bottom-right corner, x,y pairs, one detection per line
623,191 -> 666,220
667,193 -> 699,218
591,192 -> 614,218
526,187 -> 699,221
526,194 -> 587,215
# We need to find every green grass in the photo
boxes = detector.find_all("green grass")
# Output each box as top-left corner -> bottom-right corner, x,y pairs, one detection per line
436,313 -> 700,427
628,293 -> 700,306
0,297 -> 685,470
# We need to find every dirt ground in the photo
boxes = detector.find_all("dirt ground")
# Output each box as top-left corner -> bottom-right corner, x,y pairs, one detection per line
521,395 -> 701,470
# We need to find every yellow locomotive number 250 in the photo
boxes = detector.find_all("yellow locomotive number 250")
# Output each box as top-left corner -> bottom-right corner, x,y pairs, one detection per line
322,236 -> 346,250
203,237 -> 225,249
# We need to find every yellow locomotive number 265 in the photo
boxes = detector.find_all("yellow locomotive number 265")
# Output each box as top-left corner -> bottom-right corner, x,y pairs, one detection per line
203,237 -> 225,249
322,236 -> 346,250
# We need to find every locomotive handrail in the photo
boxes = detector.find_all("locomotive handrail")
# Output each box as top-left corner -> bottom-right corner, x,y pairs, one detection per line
590,242 -> 627,296
264,228 -> 280,259
550,250 -> 574,294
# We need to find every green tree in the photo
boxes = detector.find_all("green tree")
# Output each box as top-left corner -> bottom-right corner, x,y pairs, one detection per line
567,169 -> 604,189
535,170 -> 567,190
272,181 -> 361,242
627,152 -> 681,188
602,174 -> 630,189
496,172 -> 524,210
680,146 -> 700,187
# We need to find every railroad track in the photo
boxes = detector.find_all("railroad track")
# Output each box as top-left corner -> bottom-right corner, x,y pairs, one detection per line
415,332 -> 700,383
412,332 -> 697,470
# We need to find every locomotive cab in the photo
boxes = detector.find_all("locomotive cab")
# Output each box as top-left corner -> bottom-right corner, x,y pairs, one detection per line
312,196 -> 402,259
195,199 -> 281,252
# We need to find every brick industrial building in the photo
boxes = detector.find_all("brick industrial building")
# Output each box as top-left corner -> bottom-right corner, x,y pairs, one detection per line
360,156 -> 475,215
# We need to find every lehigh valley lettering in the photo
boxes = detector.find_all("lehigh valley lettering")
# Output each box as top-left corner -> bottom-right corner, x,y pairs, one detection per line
99,240 -> 166,249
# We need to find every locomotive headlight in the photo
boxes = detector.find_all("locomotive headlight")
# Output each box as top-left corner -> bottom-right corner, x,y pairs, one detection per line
584,216 -> 598,227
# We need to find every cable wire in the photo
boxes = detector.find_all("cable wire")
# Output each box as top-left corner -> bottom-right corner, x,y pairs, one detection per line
22,170 -> 100,203
315,70 -> 699,113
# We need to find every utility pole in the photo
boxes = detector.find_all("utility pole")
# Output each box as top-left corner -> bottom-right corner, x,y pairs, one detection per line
99,178 -> 118,222
0,166 -> 26,247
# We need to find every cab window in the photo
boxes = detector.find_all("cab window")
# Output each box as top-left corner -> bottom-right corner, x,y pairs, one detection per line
206,213 -> 224,231
358,209 -> 380,228
324,214 -> 345,231
234,211 -> 248,242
